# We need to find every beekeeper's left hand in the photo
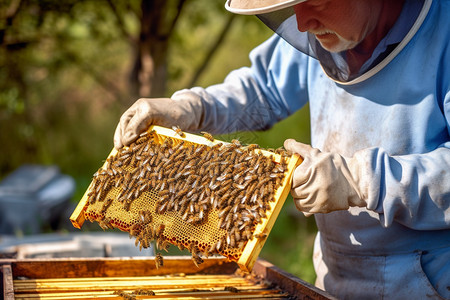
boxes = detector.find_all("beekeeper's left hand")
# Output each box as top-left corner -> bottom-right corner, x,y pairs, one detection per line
284,139 -> 367,215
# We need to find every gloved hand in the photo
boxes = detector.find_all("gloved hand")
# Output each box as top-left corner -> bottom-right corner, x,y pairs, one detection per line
114,91 -> 204,149
284,139 -> 367,215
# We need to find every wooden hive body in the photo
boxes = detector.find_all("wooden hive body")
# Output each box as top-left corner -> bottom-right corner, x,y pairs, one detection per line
1,257 -> 336,299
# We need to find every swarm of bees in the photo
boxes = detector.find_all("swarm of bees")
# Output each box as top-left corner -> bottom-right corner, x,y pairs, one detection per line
84,127 -> 291,268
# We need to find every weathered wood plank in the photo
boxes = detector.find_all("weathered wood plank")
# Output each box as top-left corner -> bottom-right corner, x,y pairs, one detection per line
3,256 -> 237,279
253,259 -> 337,300
2,264 -> 15,300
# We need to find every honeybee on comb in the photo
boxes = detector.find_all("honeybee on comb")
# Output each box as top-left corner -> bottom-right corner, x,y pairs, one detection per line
201,131 -> 214,142
78,125 -> 298,271
172,125 -> 185,137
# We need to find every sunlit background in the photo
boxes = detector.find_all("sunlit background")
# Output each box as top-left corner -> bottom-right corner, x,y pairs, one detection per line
0,0 -> 316,283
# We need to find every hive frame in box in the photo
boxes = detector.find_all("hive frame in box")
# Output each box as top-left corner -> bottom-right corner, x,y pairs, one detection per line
70,125 -> 301,272
1,257 -> 336,300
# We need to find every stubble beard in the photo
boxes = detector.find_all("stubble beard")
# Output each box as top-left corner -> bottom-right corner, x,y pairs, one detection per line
314,31 -> 360,53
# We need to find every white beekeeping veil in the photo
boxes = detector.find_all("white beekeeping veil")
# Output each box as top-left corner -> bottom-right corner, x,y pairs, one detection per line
225,0 -> 429,84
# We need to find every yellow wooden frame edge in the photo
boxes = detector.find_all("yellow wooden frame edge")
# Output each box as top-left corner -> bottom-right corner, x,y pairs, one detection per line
237,152 -> 301,272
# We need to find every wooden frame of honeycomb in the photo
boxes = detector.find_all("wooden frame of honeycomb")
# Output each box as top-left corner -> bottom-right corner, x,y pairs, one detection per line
70,125 -> 301,272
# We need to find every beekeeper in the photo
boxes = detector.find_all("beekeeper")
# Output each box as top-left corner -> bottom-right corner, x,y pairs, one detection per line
114,0 -> 450,298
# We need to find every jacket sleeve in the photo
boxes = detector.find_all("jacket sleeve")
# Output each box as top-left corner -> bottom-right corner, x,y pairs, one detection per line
361,90 -> 450,229
172,34 -> 309,134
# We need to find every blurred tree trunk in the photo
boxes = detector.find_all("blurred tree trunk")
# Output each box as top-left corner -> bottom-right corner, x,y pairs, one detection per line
129,0 -> 236,100
130,0 -> 186,99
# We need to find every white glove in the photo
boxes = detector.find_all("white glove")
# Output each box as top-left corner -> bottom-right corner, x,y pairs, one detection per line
114,91 -> 203,149
284,139 -> 367,215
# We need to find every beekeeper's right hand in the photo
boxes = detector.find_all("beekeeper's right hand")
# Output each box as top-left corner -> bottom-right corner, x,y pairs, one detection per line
113,92 -> 204,149
284,139 -> 368,216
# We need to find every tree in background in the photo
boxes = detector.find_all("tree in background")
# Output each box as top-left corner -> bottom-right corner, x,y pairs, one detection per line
0,0 -> 250,175
108,0 -> 236,98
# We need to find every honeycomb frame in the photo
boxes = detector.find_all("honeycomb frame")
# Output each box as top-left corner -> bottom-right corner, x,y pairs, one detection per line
70,125 -> 301,272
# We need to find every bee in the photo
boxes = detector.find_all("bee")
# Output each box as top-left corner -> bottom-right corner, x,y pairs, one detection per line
134,289 -> 155,296
143,225 -> 155,241
189,243 -> 199,254
201,131 -> 214,142
132,142 -> 146,154
234,228 -> 241,243
217,173 -> 232,181
149,153 -> 158,166
167,167 -> 178,178
95,188 -> 106,203
134,235 -> 142,248
215,237 -> 224,252
229,150 -> 238,163
171,152 -> 185,163
100,198 -> 113,214
224,286 -> 239,293
172,125 -> 185,137
273,163 -> 286,173
113,290 -> 135,299
267,181 -> 274,194
161,240 -> 171,252
155,224 -> 165,237
172,139 -> 186,151
180,204 -> 190,220
139,210 -> 152,224
233,161 -> 246,170
197,207 -> 205,222
123,199 -> 132,211
120,154 -> 132,166
213,164 -> 221,177
231,139 -> 242,148
242,225 -> 253,240
129,223 -> 141,238
99,217 -> 113,230
211,142 -> 223,151
87,192 -> 96,205
225,216 -> 233,231
246,144 -> 260,151
194,144 -> 207,155
218,206 -> 231,219
221,178 -> 233,189
140,237 -> 149,250
269,172 -> 284,179
254,233 -> 268,240
156,200 -> 168,214
226,233 -> 236,248
155,253 -> 164,269
192,254 -> 204,268
203,149 -> 215,162
206,241 -> 217,255
135,134 -> 150,145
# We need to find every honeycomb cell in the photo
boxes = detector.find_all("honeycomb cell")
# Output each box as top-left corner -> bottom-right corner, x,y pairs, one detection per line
83,126 -> 293,266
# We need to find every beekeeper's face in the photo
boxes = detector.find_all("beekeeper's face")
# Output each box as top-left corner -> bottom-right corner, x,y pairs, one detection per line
293,0 -> 382,52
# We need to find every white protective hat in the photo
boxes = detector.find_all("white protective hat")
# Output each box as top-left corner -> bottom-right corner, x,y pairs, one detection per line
225,0 -> 307,15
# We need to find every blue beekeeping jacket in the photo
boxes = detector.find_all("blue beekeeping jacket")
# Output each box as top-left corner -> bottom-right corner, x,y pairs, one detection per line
172,0 -> 450,298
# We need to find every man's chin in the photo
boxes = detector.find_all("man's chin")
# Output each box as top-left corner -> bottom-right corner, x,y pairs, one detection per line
316,36 -> 359,53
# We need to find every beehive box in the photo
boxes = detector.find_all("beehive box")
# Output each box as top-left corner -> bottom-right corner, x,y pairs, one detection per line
70,125 -> 301,272
1,257 -> 336,299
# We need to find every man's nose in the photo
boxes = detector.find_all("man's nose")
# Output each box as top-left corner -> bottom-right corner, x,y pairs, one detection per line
293,3 -> 320,32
